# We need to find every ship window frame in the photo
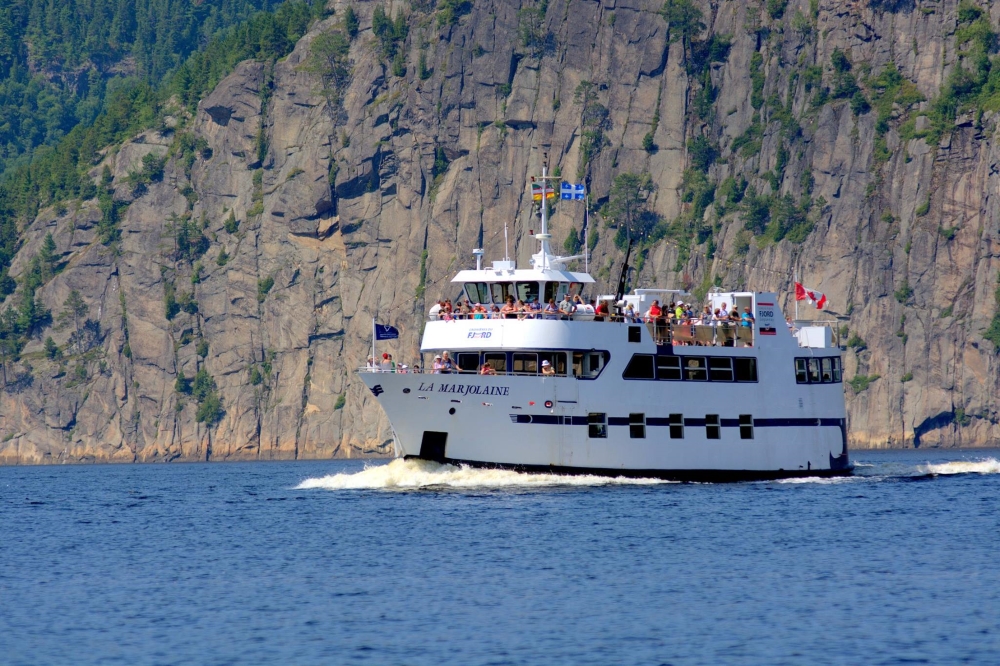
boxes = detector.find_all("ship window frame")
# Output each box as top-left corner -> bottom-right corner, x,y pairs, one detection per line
490,282 -> 514,304
706,414 -> 721,440
629,413 -> 646,439
734,357 -> 758,382
539,351 -> 568,376
623,354 -> 656,380
708,357 -> 734,382
669,413 -> 684,439
808,357 -> 821,383
465,282 -> 491,305
456,352 -> 480,373
574,351 -> 610,380
739,414 -> 754,440
588,413 -> 607,439
795,358 -> 808,384
794,356 -> 841,384
684,357 -> 708,381
512,353 -> 538,375
484,352 -> 507,374
515,282 -> 540,305
656,355 -> 682,381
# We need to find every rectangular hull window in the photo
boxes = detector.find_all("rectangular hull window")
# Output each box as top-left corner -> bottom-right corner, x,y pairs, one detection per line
457,353 -> 480,373
513,353 -> 538,375
484,353 -> 507,374
739,414 -> 754,440
669,413 -> 684,439
628,326 -> 642,343
794,356 -> 842,383
706,414 -> 721,440
683,357 -> 707,381
656,355 -> 681,380
629,413 -> 645,439
589,413 -> 607,439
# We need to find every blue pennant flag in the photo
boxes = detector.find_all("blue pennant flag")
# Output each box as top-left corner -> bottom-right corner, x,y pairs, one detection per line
375,324 -> 399,340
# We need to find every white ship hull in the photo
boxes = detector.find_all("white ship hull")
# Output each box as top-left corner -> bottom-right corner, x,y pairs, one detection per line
361,313 -> 850,482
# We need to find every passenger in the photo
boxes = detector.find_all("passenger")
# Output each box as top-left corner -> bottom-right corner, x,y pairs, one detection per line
491,304 -> 501,319
624,303 -> 636,322
458,300 -> 471,319
674,301 -> 684,320
558,294 -> 576,319
516,299 -> 528,320
440,351 -> 455,373
473,304 -> 485,320
380,352 -> 394,373
412,364 -> 421,374
741,307 -> 755,327
646,299 -> 662,322
528,297 -> 542,318
480,362 -> 495,375
544,298 -> 559,319
366,356 -> 377,372
432,354 -> 444,373
398,364 -> 408,374
428,300 -> 442,320
729,307 -> 740,322
541,359 -> 556,376
501,296 -> 517,319
594,300 -> 609,322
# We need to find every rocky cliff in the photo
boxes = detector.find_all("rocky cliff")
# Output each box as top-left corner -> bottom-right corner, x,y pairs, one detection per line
2,0 -> 999,463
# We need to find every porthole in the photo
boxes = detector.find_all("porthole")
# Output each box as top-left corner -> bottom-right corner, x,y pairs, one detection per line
403,388 -> 411,394
448,407 -> 456,415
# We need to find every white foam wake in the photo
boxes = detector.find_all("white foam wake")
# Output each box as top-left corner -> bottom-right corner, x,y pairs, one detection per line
918,458 -> 1000,476
296,458 -> 673,490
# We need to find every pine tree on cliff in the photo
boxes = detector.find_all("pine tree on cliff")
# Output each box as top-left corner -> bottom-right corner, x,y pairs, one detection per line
661,0 -> 705,64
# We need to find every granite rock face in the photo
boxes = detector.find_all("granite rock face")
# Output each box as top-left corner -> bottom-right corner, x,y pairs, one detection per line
1,0 -> 999,463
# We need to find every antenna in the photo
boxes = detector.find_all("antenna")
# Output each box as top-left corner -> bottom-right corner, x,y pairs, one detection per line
504,220 -> 509,261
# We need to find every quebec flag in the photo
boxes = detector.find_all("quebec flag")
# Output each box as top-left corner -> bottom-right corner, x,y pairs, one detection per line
375,324 -> 399,340
560,182 -> 586,200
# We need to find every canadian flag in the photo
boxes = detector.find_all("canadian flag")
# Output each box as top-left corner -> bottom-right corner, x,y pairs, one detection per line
795,282 -> 828,310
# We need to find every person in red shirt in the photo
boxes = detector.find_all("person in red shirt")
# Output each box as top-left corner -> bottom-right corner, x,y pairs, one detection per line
594,300 -> 609,322
646,300 -> 662,320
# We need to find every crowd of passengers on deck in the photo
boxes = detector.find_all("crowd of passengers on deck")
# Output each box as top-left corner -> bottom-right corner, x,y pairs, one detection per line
428,293 -> 758,347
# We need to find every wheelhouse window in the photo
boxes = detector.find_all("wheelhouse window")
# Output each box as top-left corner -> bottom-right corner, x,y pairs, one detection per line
490,282 -> 515,304
795,356 -> 841,384
623,354 -> 655,380
589,413 -> 607,439
456,353 -> 480,373
512,353 -> 538,375
515,282 -> 540,305
465,282 -> 490,305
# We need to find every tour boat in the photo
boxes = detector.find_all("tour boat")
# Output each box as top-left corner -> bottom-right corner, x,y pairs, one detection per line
359,168 -> 851,481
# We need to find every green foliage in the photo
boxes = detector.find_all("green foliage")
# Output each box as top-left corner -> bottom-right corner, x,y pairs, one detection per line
224,211 -> 239,234
216,248 -> 230,266
765,0 -> 788,20
437,0 -> 472,28
983,274 -> 1000,351
195,388 -> 224,425
563,227 -> 582,254
846,333 -> 866,349
662,0 -> 705,57
0,1 -> 324,293
418,51 -> 431,80
730,115 -> 763,157
749,52 -> 765,109
518,4 -> 548,58
605,172 -> 656,242
894,280 -> 913,304
740,187 -> 814,245
164,280 -> 179,320
716,175 -> 747,213
257,275 -> 275,303
939,226 -> 959,241
196,339 -> 209,358
848,374 -> 880,392
44,336 -> 60,360
334,393 -> 346,410
415,249 -> 428,301
915,197 -> 930,217
343,6 -> 360,38
304,28 -> 352,109
900,372 -> 913,383
687,135 -> 717,172
171,214 -> 209,262
433,146 -> 450,179
642,132 -> 656,153
249,364 -> 263,385
850,90 -> 871,116
175,371 -> 192,395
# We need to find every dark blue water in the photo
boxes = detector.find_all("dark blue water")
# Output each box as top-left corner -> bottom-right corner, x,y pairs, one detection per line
2,449 -> 999,665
